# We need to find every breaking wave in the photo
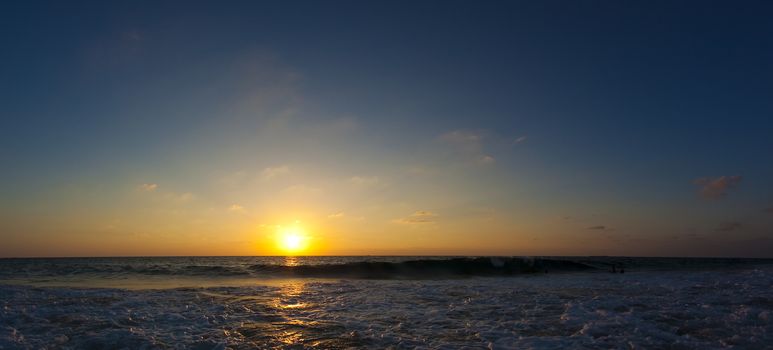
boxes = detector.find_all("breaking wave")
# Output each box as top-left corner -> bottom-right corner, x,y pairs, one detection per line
2,256 -> 770,281
248,257 -> 593,278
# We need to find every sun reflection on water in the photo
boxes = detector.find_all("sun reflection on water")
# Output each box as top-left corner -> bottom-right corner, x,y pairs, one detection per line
272,281 -> 313,345
275,281 -> 307,310
283,256 -> 300,267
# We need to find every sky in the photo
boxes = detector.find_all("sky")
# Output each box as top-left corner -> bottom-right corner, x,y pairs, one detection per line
1,1 -> 772,257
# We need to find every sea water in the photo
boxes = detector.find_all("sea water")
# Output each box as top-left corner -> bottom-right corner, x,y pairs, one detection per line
1,257 -> 771,349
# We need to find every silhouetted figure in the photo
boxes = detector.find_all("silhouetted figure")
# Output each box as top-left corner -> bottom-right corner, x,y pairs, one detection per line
620,267 -> 625,274
611,265 -> 617,273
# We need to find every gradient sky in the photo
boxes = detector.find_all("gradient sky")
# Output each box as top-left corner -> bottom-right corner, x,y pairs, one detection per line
1,1 -> 772,257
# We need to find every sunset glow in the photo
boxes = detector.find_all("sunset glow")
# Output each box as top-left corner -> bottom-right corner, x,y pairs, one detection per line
0,1 -> 771,259
277,227 -> 309,255
2,2 -> 773,349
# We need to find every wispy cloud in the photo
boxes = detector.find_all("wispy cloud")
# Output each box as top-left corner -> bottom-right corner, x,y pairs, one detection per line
514,136 -> 527,144
478,155 -> 495,164
349,176 -> 381,187
219,171 -> 248,188
394,211 -> 438,224
440,130 -> 482,145
261,166 -> 290,180
327,212 -> 345,219
137,183 -> 158,192
282,184 -> 322,195
587,225 -> 608,230
137,183 -> 195,203
561,216 -> 577,222
123,29 -> 142,42
716,221 -> 742,232
228,204 -> 246,213
438,130 -> 494,165
693,176 -> 742,200
164,192 -> 194,202
405,166 -> 433,177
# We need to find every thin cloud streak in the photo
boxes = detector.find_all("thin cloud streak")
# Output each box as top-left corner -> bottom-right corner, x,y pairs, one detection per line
716,221 -> 742,232
438,130 -> 495,165
137,183 -> 158,192
693,176 -> 742,200
228,204 -> 246,213
349,176 -> 381,187
261,166 -> 290,180
394,211 -> 438,224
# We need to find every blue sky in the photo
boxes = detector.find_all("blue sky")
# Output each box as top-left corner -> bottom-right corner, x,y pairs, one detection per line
1,1 -> 772,257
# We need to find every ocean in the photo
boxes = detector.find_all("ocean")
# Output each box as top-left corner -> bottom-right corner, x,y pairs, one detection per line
1,256 -> 772,349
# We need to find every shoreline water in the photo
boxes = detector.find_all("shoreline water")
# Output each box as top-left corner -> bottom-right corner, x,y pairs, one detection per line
3,257 -> 772,348
2,264 -> 772,349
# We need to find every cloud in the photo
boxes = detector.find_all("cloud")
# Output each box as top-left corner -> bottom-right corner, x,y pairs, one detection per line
716,221 -> 742,232
123,29 -> 142,42
439,130 -> 482,145
261,166 -> 290,180
478,155 -> 495,164
514,136 -> 527,144
327,212 -> 345,219
693,176 -> 742,200
406,166 -> 433,176
281,184 -> 322,195
219,171 -> 248,188
327,212 -> 365,221
474,155 -> 495,165
164,192 -> 194,202
587,225 -> 608,230
137,183 -> 195,203
561,216 -> 579,223
349,176 -> 381,187
228,204 -> 246,213
438,130 -> 494,165
137,183 -> 158,192
394,211 -> 438,224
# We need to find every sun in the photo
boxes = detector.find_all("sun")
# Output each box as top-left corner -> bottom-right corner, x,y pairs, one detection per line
277,226 -> 309,254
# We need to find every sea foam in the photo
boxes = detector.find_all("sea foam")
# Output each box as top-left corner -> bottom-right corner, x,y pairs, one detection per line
1,262 -> 771,349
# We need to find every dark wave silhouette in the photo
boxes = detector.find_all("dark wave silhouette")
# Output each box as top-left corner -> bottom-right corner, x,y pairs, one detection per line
249,257 -> 594,279
2,256 -> 772,280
